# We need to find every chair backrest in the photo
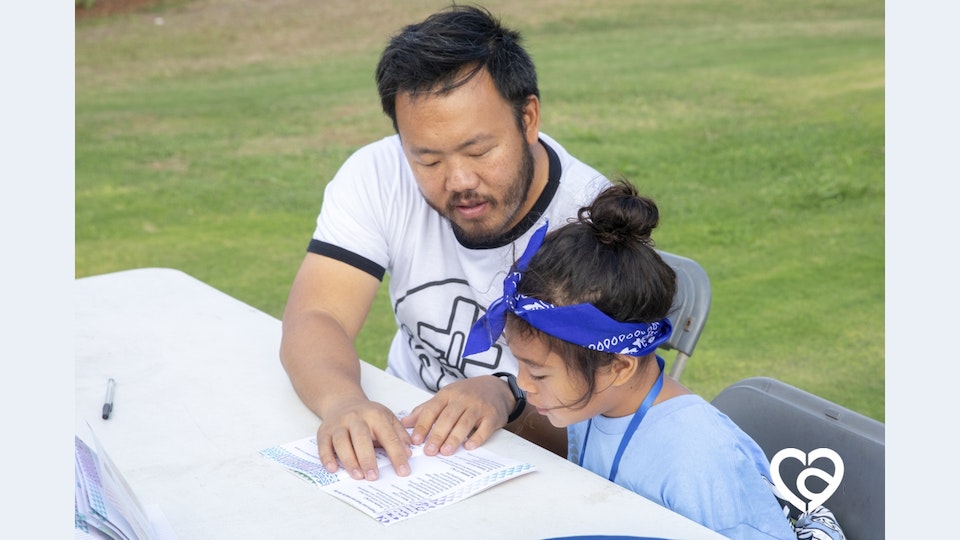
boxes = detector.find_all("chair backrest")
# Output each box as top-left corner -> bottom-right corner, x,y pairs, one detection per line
711,377 -> 885,540
656,250 -> 711,381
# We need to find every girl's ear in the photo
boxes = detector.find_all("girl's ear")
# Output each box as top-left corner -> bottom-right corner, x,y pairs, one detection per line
609,354 -> 640,387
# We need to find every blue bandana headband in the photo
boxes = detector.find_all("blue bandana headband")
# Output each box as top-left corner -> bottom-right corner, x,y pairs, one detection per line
463,223 -> 673,358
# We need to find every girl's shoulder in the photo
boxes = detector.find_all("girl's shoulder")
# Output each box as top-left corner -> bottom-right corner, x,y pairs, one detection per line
644,395 -> 751,452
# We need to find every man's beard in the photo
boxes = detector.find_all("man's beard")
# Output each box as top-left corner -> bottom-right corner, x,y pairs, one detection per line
446,142 -> 536,245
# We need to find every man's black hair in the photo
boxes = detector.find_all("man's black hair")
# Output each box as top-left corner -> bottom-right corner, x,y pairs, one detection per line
375,4 -> 539,133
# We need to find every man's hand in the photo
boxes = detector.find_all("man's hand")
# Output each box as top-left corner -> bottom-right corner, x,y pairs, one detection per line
400,375 -> 515,456
317,396 -> 413,481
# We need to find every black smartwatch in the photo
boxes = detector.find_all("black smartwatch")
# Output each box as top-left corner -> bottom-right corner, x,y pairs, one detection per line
493,372 -> 526,423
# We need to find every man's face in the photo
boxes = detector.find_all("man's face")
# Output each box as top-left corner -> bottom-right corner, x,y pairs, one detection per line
395,69 -> 539,244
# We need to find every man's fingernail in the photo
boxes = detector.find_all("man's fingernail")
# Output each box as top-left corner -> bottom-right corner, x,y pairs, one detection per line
425,443 -> 438,454
396,464 -> 410,476
365,469 -> 378,481
351,469 -> 364,480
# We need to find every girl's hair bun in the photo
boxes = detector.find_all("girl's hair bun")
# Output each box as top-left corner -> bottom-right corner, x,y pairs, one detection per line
579,178 -> 659,248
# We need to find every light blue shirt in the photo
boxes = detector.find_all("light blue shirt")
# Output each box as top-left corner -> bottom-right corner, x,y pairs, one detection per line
568,394 -> 796,540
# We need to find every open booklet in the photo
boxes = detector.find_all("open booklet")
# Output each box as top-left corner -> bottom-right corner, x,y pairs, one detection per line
75,423 -> 177,540
260,433 -> 536,525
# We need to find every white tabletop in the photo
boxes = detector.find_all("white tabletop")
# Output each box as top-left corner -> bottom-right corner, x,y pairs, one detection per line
75,267 -> 727,540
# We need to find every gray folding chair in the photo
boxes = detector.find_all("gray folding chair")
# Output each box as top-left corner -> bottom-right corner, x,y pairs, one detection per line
711,377 -> 885,540
656,250 -> 711,381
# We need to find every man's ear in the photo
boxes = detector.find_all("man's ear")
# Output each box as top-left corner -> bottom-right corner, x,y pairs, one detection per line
521,94 -> 541,145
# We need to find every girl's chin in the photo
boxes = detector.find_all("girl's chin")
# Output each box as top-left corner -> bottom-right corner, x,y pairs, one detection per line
536,408 -> 571,428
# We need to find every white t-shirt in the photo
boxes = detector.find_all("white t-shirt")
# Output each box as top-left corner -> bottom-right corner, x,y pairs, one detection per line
311,133 -> 609,392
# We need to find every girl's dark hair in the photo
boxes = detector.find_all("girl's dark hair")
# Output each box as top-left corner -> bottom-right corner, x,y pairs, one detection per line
375,5 -> 538,134
507,178 -> 677,408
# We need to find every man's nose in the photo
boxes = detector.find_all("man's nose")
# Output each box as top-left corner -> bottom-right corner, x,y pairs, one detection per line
444,158 -> 481,192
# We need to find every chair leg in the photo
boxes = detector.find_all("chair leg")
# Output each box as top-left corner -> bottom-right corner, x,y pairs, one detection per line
668,352 -> 689,381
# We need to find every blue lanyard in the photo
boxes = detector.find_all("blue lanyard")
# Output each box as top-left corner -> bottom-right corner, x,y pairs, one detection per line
578,356 -> 665,482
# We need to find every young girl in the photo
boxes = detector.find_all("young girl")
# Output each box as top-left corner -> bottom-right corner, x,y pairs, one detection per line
463,180 -> 802,540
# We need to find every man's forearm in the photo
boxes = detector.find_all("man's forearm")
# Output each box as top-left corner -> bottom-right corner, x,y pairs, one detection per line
279,310 -> 367,418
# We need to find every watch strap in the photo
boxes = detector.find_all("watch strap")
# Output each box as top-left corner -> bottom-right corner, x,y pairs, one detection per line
492,371 -> 526,423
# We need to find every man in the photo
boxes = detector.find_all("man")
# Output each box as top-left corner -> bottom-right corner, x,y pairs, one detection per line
280,5 -> 609,481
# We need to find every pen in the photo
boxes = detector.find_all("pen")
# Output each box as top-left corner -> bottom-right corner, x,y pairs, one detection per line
102,378 -> 116,420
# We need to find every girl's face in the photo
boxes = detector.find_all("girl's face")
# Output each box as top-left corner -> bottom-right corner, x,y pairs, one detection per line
507,331 -> 620,428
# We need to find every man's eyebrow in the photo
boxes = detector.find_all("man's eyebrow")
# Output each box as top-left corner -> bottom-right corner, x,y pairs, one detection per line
409,134 -> 495,156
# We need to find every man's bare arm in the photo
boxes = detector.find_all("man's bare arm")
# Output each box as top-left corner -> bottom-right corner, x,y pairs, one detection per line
279,253 -> 412,479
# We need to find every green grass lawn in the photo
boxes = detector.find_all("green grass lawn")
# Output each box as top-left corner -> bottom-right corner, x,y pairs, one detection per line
76,0 -> 884,420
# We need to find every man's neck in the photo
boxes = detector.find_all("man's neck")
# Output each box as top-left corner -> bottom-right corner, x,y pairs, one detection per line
521,139 -> 551,217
